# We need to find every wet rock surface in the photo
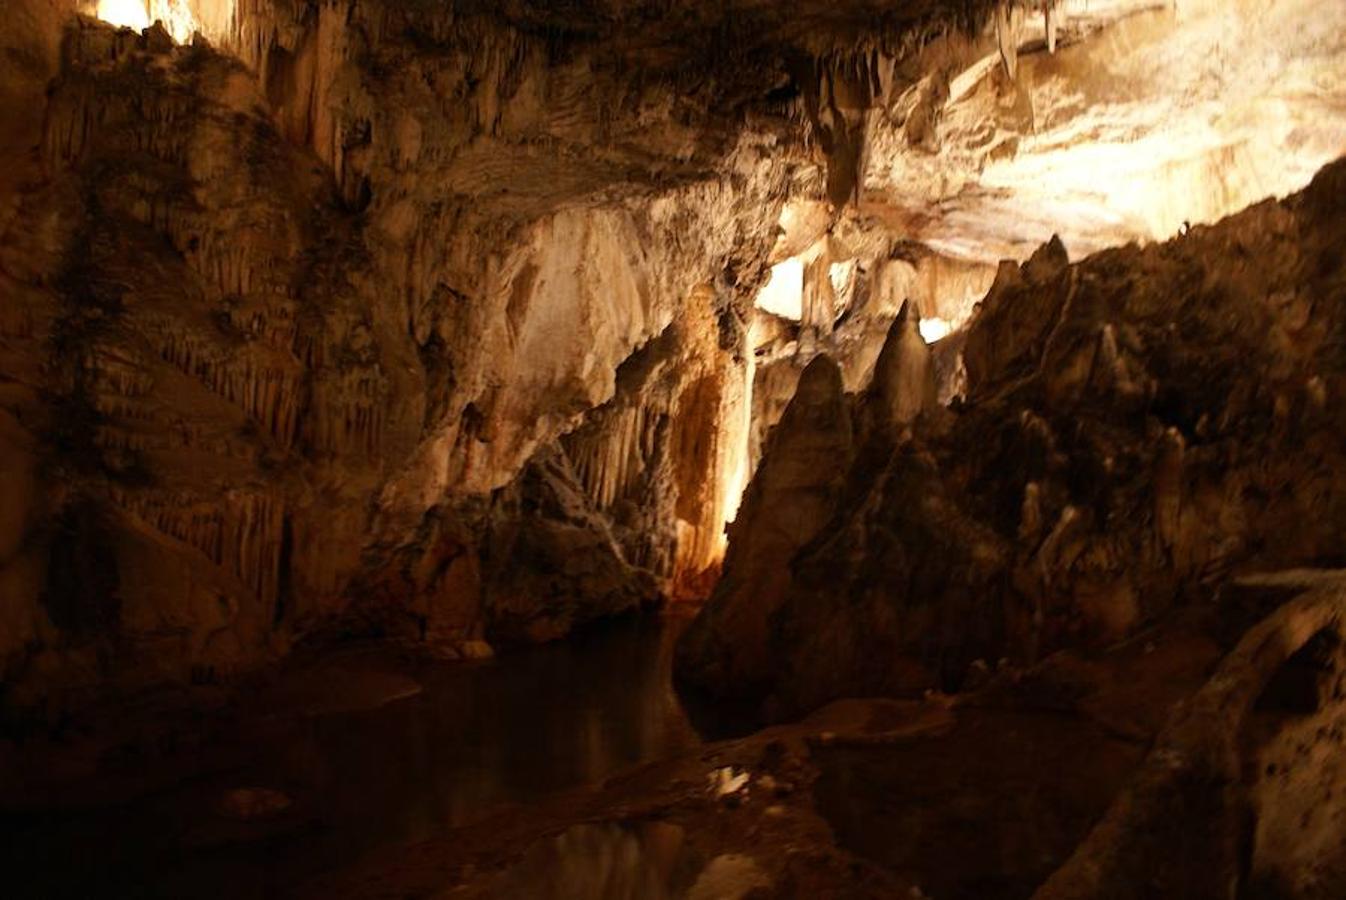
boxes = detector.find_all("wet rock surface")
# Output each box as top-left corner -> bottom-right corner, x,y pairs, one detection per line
284,576 -> 1346,898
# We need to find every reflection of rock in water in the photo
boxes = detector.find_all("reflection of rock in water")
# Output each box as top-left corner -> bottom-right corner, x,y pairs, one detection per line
489,822 -> 771,900
489,823 -> 688,900
686,854 -> 771,900
0,617 -> 708,898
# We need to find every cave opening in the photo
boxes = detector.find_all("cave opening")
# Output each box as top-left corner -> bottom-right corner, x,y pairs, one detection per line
5,0 -> 1346,896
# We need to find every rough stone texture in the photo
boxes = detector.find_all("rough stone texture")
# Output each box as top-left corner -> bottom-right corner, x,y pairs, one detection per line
2,0 -> 1031,712
4,0 -> 1345,720
1037,570 -> 1346,900
677,355 -> 853,699
679,157 -> 1346,719
0,3 -> 761,709
860,0 -> 1346,263
739,0 -> 1346,460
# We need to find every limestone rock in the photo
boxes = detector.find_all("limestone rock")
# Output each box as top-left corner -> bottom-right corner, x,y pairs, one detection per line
868,298 -> 938,435
5,0 -> 1346,720
683,159 -> 1346,719
482,447 -> 662,645
0,1 -> 823,707
676,355 -> 853,698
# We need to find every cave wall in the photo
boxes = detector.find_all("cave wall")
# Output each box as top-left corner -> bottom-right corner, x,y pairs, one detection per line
10,0 -> 1340,717
0,1 -> 791,710
2,0 -> 1025,712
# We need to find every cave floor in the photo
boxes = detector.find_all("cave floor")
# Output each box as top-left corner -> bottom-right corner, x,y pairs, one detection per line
0,599 -> 1301,899
297,607 -> 1233,899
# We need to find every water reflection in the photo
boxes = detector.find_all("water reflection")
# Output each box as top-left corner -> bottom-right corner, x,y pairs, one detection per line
271,611 -> 702,840
3,612 -> 707,898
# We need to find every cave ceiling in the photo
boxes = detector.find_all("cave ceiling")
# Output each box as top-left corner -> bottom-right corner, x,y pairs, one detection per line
88,1 -> 1346,273
865,0 -> 1346,264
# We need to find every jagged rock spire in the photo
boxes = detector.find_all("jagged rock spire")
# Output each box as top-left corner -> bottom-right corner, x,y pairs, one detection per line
870,298 -> 937,433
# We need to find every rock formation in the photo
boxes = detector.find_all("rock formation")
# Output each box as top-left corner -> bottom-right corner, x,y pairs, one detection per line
1,0 -> 814,712
680,157 -> 1346,719
0,0 -> 1343,747
5,0 -> 1076,714
677,355 -> 853,699
867,298 -> 938,435
5,1 -> 1346,897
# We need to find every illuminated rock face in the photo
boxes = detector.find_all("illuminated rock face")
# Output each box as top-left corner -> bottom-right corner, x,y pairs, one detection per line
679,159 -> 1346,718
0,1 -> 818,706
2,0 -> 1346,711
864,0 -> 1346,264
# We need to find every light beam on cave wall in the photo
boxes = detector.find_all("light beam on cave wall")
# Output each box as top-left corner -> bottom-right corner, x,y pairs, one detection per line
95,0 -> 234,43
754,259 -> 804,321
96,0 -> 149,30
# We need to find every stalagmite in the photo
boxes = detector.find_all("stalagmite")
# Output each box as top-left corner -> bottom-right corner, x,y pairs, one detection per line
676,354 -> 853,696
1154,427 -> 1185,555
870,299 -> 938,435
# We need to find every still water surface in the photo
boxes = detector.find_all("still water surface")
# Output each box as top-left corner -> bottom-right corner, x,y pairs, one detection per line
5,612 -> 707,898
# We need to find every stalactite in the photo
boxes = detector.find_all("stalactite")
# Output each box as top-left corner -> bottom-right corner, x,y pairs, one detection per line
302,369 -> 388,458
108,485 -> 284,605
90,351 -> 155,398
995,1 -> 1020,81
153,331 -> 302,448
9,0 -> 817,697
566,402 -> 664,512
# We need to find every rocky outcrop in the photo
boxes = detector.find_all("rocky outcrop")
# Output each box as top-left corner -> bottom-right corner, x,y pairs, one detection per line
677,355 -> 853,699
679,156 -> 1346,719
1037,570 -> 1346,900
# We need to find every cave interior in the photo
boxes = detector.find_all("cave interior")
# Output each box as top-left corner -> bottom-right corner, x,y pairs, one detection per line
3,0 -> 1346,897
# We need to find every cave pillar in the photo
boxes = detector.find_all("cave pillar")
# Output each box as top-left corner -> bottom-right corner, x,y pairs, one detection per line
995,1 -> 1021,81
665,285 -> 756,600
